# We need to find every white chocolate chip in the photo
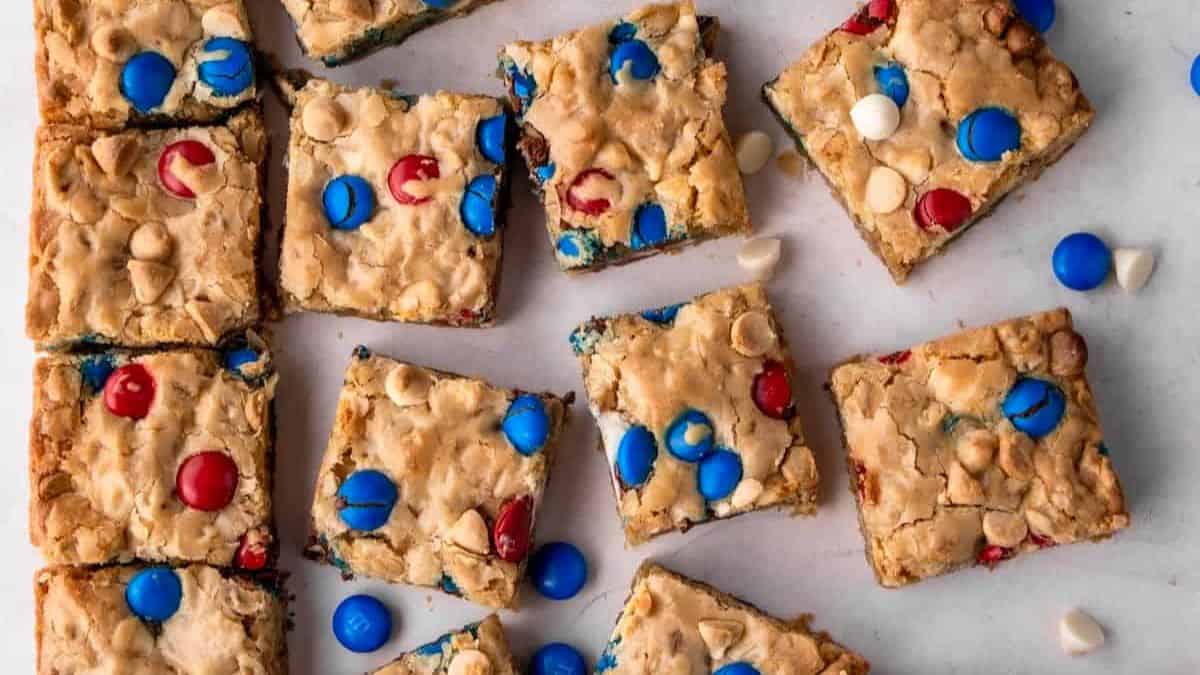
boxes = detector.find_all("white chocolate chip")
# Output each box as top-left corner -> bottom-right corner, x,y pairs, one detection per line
448,509 -> 490,556
850,94 -> 901,141
1112,248 -> 1155,292
184,300 -> 225,342
730,478 -> 764,509
982,511 -> 1028,548
91,135 -> 139,177
698,619 -> 744,660
734,131 -> 774,175
1059,609 -> 1105,656
956,429 -> 997,475
201,6 -> 247,38
446,649 -> 492,675
629,587 -> 654,616
865,166 -> 907,214
361,94 -> 389,128
385,364 -> 432,407
302,97 -> 348,142
737,237 -> 783,280
90,23 -> 135,62
730,311 -> 777,358
129,223 -> 173,261
127,260 -> 175,304
331,0 -> 374,21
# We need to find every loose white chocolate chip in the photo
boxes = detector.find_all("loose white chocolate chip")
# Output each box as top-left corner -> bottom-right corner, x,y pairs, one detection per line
850,94 -> 901,141
730,478 -> 764,509
1112,248 -> 1155,292
385,364 -> 432,407
865,166 -> 907,214
698,619 -> 745,660
303,97 -> 348,142
127,260 -> 175,304
446,649 -> 492,675
1059,609 -> 1105,655
734,131 -> 774,175
129,223 -> 173,261
730,311 -> 777,358
982,511 -> 1028,548
448,509 -> 490,555
737,237 -> 783,280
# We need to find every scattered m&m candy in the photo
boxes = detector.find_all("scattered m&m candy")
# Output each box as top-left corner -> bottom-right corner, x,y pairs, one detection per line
126,567 -> 182,622
104,363 -> 156,419
332,594 -> 392,653
460,174 -> 498,237
714,663 -> 762,675
1052,232 -> 1111,291
176,451 -> 239,511
631,202 -> 668,249
502,394 -> 551,455
873,63 -> 909,107
1002,378 -> 1065,438
566,168 -> 619,216
476,114 -> 508,165
337,470 -> 398,531
235,533 -> 269,571
914,188 -> 972,233
158,140 -> 216,200
531,643 -> 588,675
616,425 -> 657,487
850,93 -> 900,141
528,542 -> 587,600
697,449 -> 743,501
323,175 -> 376,230
957,107 -> 1021,162
609,40 -> 659,83
752,361 -> 792,419
494,495 -> 533,563
1014,0 -> 1056,33
197,38 -> 254,97
388,154 -> 440,205
665,409 -> 715,462
121,51 -> 176,113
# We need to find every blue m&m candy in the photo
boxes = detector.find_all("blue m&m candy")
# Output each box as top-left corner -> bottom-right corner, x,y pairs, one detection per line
503,394 -> 551,456
534,163 -> 557,184
337,470 -> 398,531
197,38 -> 254,97
609,22 -> 637,44
1014,0 -> 1055,32
1052,232 -> 1111,291
531,643 -> 588,675
121,52 -> 176,113
874,63 -> 909,107
125,567 -> 182,622
665,409 -> 714,462
223,346 -> 259,372
714,663 -> 762,675
557,229 -> 600,268
476,114 -> 508,165
631,202 -> 668,250
957,107 -> 1021,162
697,449 -> 743,500
332,594 -> 392,653
506,64 -> 536,111
323,175 -> 375,230
610,40 -> 660,83
460,174 -> 498,237
640,303 -> 683,325
80,355 -> 115,392
528,542 -> 587,600
421,0 -> 454,7
1002,378 -> 1066,438
617,425 -> 657,487
1192,54 -> 1200,96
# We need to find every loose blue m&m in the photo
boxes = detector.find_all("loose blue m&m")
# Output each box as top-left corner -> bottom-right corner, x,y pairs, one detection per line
332,594 -> 392,653
1014,0 -> 1056,32
714,663 -> 762,675
337,470 -> 398,531
121,52 -> 176,113
1192,54 -> 1200,96
1052,232 -> 1111,291
631,202 -> 668,249
531,643 -> 588,675
610,40 -> 660,83
698,449 -> 743,500
198,38 -> 254,97
460,174 -> 498,237
617,425 -> 657,487
665,409 -> 715,462
1002,378 -> 1066,438
874,63 -> 909,107
476,114 -> 508,165
529,542 -> 587,600
957,107 -> 1021,162
503,394 -> 551,456
323,175 -> 375,230
640,303 -> 683,325
125,567 -> 182,622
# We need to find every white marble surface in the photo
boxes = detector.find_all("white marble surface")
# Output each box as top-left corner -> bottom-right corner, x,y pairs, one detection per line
2,1 -> 1199,673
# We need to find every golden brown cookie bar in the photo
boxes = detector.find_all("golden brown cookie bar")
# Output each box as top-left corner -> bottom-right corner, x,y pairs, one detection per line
371,614 -> 517,675
279,77 -> 508,326
281,0 -> 503,66
763,0 -> 1093,283
35,0 -> 257,129
570,284 -> 819,546
828,308 -> 1129,587
29,337 -> 277,570
35,565 -> 287,675
305,347 -> 570,609
499,1 -> 750,273
26,109 -> 268,350
597,563 -> 869,674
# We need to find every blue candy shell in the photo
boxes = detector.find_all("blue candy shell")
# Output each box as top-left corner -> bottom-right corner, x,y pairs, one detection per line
337,470 -> 398,531
80,355 -> 115,392
198,38 -> 254,97
460,174 -> 498,237
1014,0 -> 1056,32
534,162 -> 557,184
874,63 -> 910,107
223,347 -> 259,372
1002,378 -> 1066,438
476,114 -> 508,165
631,203 -> 668,250
503,394 -> 551,455
529,542 -> 588,600
531,643 -> 588,675
1052,232 -> 1111,291
332,594 -> 392,653
421,0 -> 454,7
121,52 -> 176,113
697,449 -> 743,500
640,303 -> 683,325
1192,54 -> 1200,97
609,22 -> 638,44
616,425 -> 657,487
323,175 -> 376,230
665,409 -> 715,462
125,567 -> 182,622
556,229 -> 601,268
714,663 -> 762,675
957,107 -> 1021,162
506,64 -> 536,110
609,40 -> 660,83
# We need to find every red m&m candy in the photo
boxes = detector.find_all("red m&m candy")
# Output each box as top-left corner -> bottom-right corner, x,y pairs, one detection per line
158,140 -> 216,199
493,495 -> 532,563
388,154 -> 440,205
565,168 -> 618,216
752,361 -> 793,420
176,450 -> 239,511
103,363 -> 156,419
841,0 -> 893,35
914,188 -> 972,232
976,544 -> 1013,566
236,533 -> 269,570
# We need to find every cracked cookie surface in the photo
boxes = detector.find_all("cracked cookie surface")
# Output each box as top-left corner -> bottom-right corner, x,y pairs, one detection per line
372,614 -> 517,675
829,308 -> 1129,587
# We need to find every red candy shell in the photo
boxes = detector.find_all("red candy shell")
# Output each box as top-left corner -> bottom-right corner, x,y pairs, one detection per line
388,154 -> 440,205
565,168 -> 617,216
493,495 -> 533,563
103,363 -> 156,419
878,350 -> 912,365
841,0 -> 893,34
914,189 -> 972,232
176,451 -> 239,512
236,535 -> 269,570
158,140 -> 216,199
977,544 -> 1013,566
752,360 -> 793,420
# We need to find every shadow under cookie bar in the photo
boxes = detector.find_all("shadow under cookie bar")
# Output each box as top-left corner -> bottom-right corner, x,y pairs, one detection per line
370,614 -> 517,675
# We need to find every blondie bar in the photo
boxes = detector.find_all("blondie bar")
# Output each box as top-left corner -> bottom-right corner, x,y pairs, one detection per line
571,284 -> 819,545
499,1 -> 750,273
278,77 -> 508,326
597,563 -> 869,674
35,0 -> 257,129
281,0 -> 502,66
35,565 -> 287,674
829,308 -> 1129,587
371,614 -> 516,675
29,337 -> 278,570
305,347 -> 569,609
763,0 -> 1094,282
27,109 -> 268,350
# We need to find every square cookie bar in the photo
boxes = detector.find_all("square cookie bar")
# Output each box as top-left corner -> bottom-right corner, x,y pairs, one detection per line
36,565 -> 287,674
279,77 -> 508,326
571,284 -> 819,545
35,0 -> 257,129
372,615 -> 516,675
763,0 -> 1093,282
27,109 -> 268,350
29,337 -> 278,570
829,308 -> 1129,587
597,563 -> 869,674
305,347 -> 569,608
281,0 -> 502,66
499,1 -> 750,272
